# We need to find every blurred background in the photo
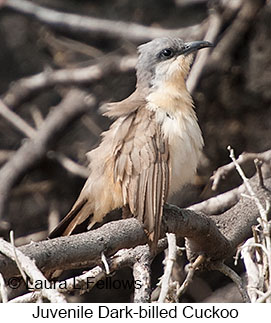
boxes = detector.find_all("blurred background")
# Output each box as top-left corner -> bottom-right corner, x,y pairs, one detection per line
0,0 -> 270,302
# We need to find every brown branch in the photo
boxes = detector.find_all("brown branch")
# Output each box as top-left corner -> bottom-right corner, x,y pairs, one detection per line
5,0 -> 205,43
0,89 -> 96,219
186,11 -> 221,94
176,254 -> 206,298
209,0 -> 266,70
3,55 -> 136,110
0,99 -> 36,137
0,98 -> 89,179
0,173 -> 270,279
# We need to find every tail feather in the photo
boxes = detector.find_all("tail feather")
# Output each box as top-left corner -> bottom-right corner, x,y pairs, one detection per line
48,198 -> 87,238
47,198 -> 91,279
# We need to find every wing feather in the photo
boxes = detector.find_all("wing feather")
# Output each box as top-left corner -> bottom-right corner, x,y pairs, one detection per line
114,106 -> 169,252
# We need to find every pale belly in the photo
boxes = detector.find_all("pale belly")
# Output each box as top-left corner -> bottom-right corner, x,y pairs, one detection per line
160,110 -> 203,196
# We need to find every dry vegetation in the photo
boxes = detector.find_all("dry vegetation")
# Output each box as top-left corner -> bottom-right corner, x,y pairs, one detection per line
0,0 -> 270,303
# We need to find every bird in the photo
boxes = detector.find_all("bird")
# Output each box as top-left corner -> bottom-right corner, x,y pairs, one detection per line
49,37 -> 212,254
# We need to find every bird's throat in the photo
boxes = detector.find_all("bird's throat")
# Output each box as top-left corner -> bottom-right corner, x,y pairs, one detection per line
146,79 -> 194,117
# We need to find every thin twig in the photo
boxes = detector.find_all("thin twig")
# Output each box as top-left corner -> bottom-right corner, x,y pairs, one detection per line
47,151 -> 89,178
228,146 -> 271,293
9,265 -> 105,303
209,149 -> 271,191
158,233 -> 177,302
254,159 -> 264,188
0,273 -> 8,303
228,146 -> 267,216
240,238 -> 264,302
101,252 -> 110,275
9,231 -> 27,283
0,238 -> 66,302
176,254 -> 205,299
256,288 -> 271,303
0,99 -> 36,138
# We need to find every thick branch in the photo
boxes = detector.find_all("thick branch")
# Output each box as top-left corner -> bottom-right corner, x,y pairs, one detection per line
0,174 -> 270,278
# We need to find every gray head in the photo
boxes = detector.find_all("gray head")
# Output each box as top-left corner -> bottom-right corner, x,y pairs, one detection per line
136,37 -> 212,90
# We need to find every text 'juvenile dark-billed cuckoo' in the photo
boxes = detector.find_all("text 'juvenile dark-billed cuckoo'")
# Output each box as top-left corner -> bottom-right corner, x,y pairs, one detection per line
49,37 -> 213,254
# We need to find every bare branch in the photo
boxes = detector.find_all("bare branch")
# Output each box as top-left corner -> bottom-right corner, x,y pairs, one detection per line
47,151 -> 89,179
0,99 -> 36,137
9,266 -> 105,303
209,149 -> 271,191
176,254 -> 205,298
0,238 -> 66,302
158,233 -> 177,302
10,241 -> 168,303
5,0 -> 205,43
0,174 -> 270,278
187,11 -> 221,93
229,146 -> 271,292
133,255 -> 151,303
0,89 -> 96,219
9,231 -> 27,283
209,262 -> 250,303
190,184 -> 245,215
3,55 -> 135,109
256,289 -> 271,303
210,0 -> 266,70
0,99 -> 89,180
228,146 -> 267,215
240,238 -> 264,302
0,273 -> 8,303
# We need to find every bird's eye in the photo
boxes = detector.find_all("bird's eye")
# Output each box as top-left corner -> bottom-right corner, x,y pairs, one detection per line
159,48 -> 174,59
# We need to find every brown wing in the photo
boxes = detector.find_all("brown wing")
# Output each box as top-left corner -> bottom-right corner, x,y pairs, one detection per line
113,106 -> 169,253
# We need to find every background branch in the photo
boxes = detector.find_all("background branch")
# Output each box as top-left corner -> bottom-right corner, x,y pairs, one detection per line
0,89 -> 96,219
5,0 -> 205,42
3,55 -> 136,110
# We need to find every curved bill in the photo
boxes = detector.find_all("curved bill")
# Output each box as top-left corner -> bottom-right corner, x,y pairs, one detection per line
181,40 -> 213,56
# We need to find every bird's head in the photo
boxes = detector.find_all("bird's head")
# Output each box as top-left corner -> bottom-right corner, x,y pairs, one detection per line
136,37 -> 213,91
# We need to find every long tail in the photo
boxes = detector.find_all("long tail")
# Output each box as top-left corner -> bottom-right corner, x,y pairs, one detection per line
48,198 -> 89,238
